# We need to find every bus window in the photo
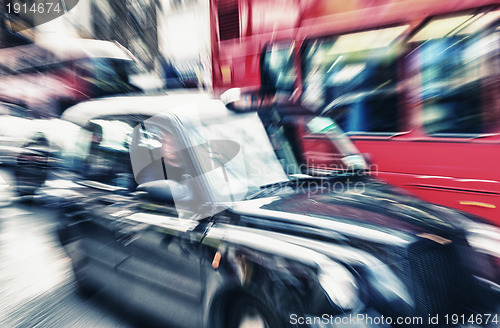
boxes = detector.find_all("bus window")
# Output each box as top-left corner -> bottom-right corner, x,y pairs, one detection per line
407,11 -> 500,135
301,26 -> 408,133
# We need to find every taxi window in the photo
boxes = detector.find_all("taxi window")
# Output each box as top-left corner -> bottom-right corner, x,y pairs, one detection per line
72,119 -> 135,188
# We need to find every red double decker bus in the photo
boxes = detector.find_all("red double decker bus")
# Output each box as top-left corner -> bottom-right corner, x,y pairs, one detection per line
210,0 -> 500,225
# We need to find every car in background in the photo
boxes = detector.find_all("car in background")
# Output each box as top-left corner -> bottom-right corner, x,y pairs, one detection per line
0,39 -> 143,118
0,102 -> 37,166
0,101 -> 80,194
35,92 -> 499,328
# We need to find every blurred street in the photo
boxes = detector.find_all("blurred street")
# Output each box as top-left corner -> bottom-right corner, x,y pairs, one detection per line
0,168 -> 138,328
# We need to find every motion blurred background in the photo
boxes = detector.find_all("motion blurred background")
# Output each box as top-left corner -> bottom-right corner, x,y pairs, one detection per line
0,0 -> 499,326
0,0 -> 211,101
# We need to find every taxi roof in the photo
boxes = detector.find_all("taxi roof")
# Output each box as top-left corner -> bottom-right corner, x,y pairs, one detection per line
61,91 -> 236,127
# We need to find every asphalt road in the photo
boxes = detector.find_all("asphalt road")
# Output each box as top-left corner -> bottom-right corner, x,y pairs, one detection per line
0,168 -> 141,328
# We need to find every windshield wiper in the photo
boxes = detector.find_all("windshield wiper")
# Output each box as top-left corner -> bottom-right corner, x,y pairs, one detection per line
245,177 -> 326,200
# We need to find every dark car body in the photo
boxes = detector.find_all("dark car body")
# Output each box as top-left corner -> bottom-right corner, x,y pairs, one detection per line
14,139 -> 51,196
48,93 -> 499,328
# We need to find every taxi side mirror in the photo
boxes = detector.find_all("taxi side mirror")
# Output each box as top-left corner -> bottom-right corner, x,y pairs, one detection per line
137,180 -> 191,204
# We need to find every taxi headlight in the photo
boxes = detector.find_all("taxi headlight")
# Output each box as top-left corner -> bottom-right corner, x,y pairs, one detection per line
466,222 -> 500,258
318,262 -> 362,311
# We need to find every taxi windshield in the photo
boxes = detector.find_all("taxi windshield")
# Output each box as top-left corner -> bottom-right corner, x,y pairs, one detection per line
183,111 -> 288,202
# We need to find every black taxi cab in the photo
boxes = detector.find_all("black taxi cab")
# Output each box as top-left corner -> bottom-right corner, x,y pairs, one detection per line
43,92 -> 499,328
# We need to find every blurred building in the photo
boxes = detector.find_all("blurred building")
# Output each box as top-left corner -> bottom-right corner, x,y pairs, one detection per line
157,0 -> 212,88
90,0 -> 160,70
0,0 -> 215,89
1,0 -> 160,71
